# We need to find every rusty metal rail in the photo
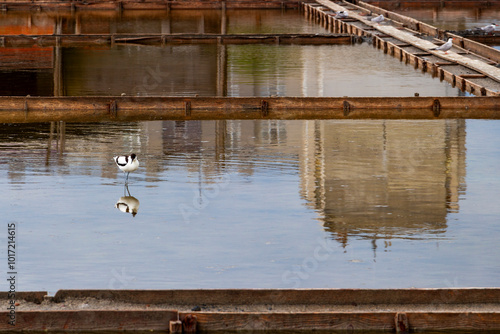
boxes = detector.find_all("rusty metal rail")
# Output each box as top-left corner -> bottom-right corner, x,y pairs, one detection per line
2,96 -> 500,122
0,33 -> 353,47
303,0 -> 500,96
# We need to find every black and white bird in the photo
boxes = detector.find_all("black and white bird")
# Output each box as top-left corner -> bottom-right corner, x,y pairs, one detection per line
371,14 -> 385,24
480,23 -> 498,34
114,153 -> 139,183
430,38 -> 454,54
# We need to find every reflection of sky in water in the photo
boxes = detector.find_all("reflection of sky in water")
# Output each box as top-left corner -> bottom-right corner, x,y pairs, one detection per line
0,119 -> 499,294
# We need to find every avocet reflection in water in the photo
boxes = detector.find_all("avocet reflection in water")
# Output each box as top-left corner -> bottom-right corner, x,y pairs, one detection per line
115,185 -> 140,217
1,119 -> 499,293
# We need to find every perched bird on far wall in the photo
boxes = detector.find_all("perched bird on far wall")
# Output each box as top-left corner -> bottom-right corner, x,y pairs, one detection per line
335,10 -> 348,19
114,153 -> 139,183
371,14 -> 384,24
430,38 -> 454,54
480,23 -> 498,34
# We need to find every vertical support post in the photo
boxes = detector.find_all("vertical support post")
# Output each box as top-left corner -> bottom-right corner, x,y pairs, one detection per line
395,313 -> 409,333
261,100 -> 269,117
169,320 -> 182,334
432,99 -> 441,117
182,314 -> 197,334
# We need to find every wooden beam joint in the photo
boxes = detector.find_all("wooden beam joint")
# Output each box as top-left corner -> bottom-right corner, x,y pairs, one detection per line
185,101 -> 191,117
169,320 -> 182,334
432,98 -> 441,117
343,100 -> 351,116
395,312 -> 409,333
261,99 -> 269,117
182,314 -> 197,334
109,100 -> 117,118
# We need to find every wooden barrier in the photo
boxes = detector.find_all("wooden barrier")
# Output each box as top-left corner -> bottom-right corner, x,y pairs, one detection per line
1,96 -> 500,122
0,33 -> 353,47
0,0 -> 302,11
1,289 -> 499,332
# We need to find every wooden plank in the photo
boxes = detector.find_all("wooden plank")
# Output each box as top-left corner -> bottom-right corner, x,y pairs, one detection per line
0,1 -> 301,10
407,312 -> 500,331
50,288 -> 500,306
1,289 -> 499,332
0,292 -> 46,304
179,312 -> 397,331
0,33 -> 352,47
2,96 -> 500,122
0,310 -> 177,331
178,311 -> 500,331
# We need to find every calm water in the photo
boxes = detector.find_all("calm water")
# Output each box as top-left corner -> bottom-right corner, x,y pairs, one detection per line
0,9 -> 463,97
1,119 -> 500,294
0,9 -> 498,294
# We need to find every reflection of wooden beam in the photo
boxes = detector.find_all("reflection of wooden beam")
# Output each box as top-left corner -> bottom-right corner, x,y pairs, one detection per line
2,96 -> 500,122
0,33 -> 353,47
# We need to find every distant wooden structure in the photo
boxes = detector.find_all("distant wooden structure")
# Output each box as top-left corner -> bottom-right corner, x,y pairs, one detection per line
304,0 -> 500,96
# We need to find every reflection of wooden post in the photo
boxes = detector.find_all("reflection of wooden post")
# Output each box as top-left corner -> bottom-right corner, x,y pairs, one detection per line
161,15 -> 171,34
75,14 -> 81,35
58,121 -> 66,154
215,120 -> 226,162
46,121 -> 55,165
198,14 -> 205,34
216,44 -> 227,97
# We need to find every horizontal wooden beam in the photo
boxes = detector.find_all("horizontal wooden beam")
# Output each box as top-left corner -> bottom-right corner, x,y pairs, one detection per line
0,33 -> 352,47
2,96 -> 500,122
0,0 -> 301,11
50,288 -> 500,306
1,289 -> 499,332
0,310 -> 178,331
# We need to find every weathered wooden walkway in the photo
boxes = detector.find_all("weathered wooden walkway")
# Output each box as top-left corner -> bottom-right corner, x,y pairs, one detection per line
304,0 -> 500,96
1,289 -> 500,332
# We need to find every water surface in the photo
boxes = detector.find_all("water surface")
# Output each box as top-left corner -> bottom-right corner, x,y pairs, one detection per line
1,119 -> 499,293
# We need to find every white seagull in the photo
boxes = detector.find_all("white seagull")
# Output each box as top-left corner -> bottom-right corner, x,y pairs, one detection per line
371,14 -> 385,24
480,23 -> 498,34
430,38 -> 454,54
335,10 -> 348,19
114,153 -> 139,183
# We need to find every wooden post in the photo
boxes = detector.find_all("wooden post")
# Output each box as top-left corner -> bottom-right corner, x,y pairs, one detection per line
343,100 -> 350,116
169,320 -> 182,333
185,101 -> 191,117
182,314 -> 197,333
395,313 -> 409,333
433,98 -> 441,117
261,100 -> 269,117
